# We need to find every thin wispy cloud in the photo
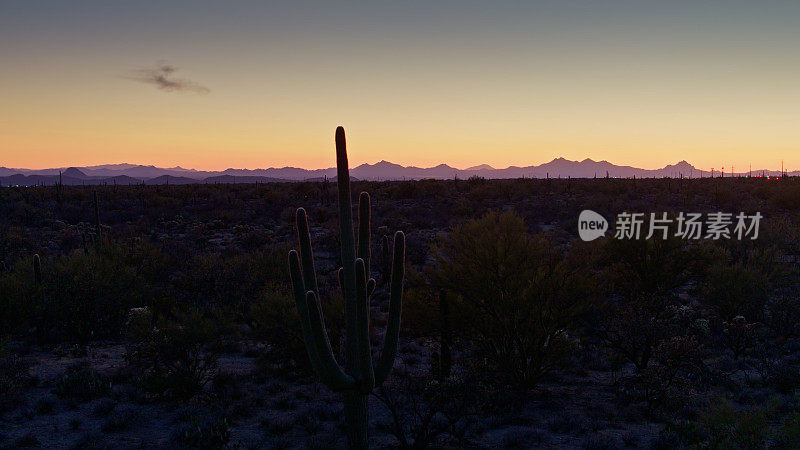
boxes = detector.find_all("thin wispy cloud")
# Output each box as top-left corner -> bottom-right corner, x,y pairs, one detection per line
126,61 -> 210,94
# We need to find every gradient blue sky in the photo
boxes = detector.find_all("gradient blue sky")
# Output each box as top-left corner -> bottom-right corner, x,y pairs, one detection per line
2,1 -> 799,170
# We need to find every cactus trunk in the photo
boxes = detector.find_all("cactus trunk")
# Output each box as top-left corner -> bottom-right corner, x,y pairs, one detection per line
93,190 -> 101,240
438,288 -> 452,381
33,254 -> 42,286
288,127 -> 405,449
344,393 -> 368,449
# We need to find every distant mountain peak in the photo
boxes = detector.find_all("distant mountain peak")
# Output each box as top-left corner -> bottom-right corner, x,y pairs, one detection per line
62,167 -> 87,178
374,160 -> 401,168
664,160 -> 695,170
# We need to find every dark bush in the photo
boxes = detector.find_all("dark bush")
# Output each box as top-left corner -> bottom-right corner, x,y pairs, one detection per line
171,415 -> 230,449
432,211 -> 594,387
0,339 -> 30,411
125,309 -> 220,400
373,370 -> 482,449
53,365 -> 111,401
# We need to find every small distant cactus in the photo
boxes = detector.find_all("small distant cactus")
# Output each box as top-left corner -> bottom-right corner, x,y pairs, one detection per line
438,288 -> 452,381
56,171 -> 63,204
319,175 -> 331,205
33,254 -> 42,286
288,127 -> 405,449
80,231 -> 89,255
93,190 -> 101,239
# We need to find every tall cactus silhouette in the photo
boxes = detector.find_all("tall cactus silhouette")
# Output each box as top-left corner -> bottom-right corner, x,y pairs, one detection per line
288,126 -> 405,449
437,288 -> 452,381
33,254 -> 42,286
93,190 -> 101,240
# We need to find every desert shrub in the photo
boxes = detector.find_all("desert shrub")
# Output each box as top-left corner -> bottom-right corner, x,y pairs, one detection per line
125,309 -> 220,400
432,211 -> 594,387
590,231 -> 695,372
547,412 -> 586,434
101,407 -> 141,432
53,365 -> 111,401
249,275 -> 345,378
699,260 -> 771,323
773,412 -> 800,449
0,339 -> 30,411
171,415 -> 230,449
373,369 -> 482,449
697,396 -> 767,449
0,239 -> 172,343
582,434 -> 618,450
500,427 -> 545,448
13,432 -> 39,448
33,396 -> 55,414
654,420 -> 704,449
753,355 -> 800,394
764,297 -> 800,342
600,225 -> 690,298
69,418 -> 82,431
626,335 -> 705,411
92,398 -> 116,417
592,294 -> 677,372
248,289 -> 312,375
173,244 -> 289,312
398,267 -> 439,339
722,316 -> 757,360
770,184 -> 800,210
0,258 -> 40,336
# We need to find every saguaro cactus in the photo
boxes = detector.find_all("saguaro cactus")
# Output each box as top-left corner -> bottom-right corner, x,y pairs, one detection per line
33,254 -> 42,286
288,127 -> 405,449
93,190 -> 101,240
438,288 -> 452,381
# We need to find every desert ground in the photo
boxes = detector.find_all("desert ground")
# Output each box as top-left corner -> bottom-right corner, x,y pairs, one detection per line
2,177 -> 800,449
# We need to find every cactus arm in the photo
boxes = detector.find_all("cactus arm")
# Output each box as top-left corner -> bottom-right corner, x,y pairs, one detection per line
367,278 -> 376,296
295,208 -> 319,296
290,252 -> 353,391
374,231 -> 405,385
295,207 -> 339,363
357,192 -> 371,276
288,250 -> 324,376
304,291 -> 356,391
355,258 -> 375,392
93,190 -> 102,240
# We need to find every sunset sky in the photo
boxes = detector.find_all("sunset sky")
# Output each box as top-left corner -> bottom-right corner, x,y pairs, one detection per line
1,1 -> 799,171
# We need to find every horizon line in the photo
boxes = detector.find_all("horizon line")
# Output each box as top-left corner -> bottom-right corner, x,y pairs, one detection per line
3,158 -> 796,174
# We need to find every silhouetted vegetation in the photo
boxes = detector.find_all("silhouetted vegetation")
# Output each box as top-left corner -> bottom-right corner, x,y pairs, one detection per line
1,175 -> 800,447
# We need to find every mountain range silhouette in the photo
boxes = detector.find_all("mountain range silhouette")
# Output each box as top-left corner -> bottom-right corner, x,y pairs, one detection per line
0,159 -> 792,186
